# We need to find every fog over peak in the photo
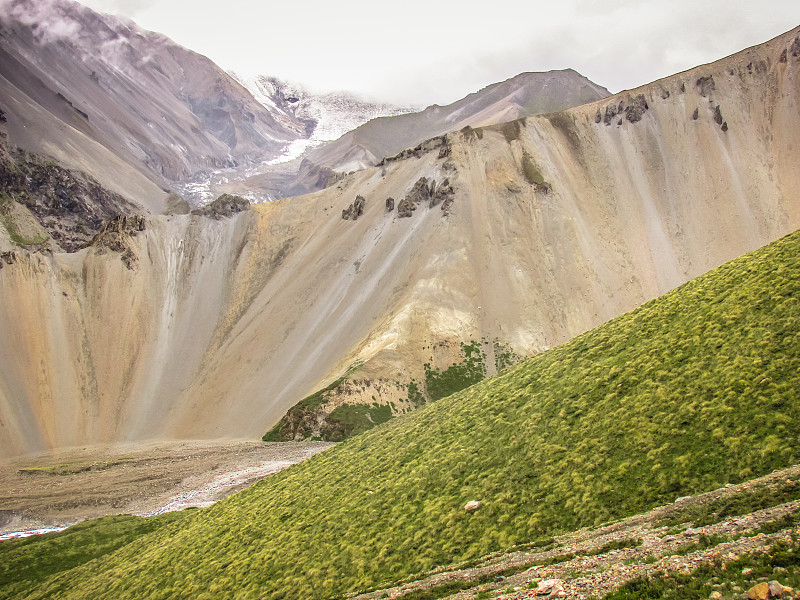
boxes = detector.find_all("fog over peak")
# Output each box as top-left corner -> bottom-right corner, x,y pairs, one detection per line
72,0 -> 800,106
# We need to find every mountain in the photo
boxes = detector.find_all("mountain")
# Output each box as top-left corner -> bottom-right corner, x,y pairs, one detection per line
180,74 -> 417,204
234,75 -> 417,151
6,218 -> 799,600
307,68 -> 611,173
221,69 -> 612,200
0,0 -> 308,211
0,24 -> 798,457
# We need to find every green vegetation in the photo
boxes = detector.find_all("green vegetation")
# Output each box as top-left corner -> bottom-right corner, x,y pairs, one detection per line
603,539 -> 800,600
0,512 -> 190,599
423,341 -> 487,402
0,192 -> 49,246
493,339 -> 522,372
13,230 -> 800,600
521,151 -> 545,186
325,403 -> 393,440
501,119 -> 525,143
262,363 -> 361,441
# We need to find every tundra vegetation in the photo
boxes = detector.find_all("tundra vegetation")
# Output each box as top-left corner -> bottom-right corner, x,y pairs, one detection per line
3,229 -> 799,600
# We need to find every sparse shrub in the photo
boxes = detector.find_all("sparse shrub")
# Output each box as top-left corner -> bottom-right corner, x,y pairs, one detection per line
521,152 -> 545,186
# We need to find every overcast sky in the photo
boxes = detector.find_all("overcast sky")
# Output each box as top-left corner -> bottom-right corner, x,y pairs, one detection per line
78,0 -> 800,107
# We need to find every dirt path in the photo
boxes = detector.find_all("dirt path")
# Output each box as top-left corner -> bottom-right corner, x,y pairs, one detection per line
0,440 -> 334,536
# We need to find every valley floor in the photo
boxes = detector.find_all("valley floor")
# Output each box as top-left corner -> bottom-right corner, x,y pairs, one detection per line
0,440 -> 334,537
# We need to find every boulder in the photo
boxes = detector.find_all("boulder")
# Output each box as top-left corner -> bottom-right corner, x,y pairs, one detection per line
385,197 -> 395,212
535,579 -> 564,596
624,95 -> 648,123
748,582 -> 771,600
342,195 -> 366,220
464,500 -> 480,512
397,197 -> 415,218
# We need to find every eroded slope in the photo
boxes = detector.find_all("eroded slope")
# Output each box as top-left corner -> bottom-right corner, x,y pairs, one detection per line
0,26 -> 798,455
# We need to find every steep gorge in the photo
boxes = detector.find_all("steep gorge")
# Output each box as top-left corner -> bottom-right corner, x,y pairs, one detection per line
0,25 -> 798,456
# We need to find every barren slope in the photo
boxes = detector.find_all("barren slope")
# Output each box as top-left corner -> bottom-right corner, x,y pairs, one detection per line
0,0 -> 306,210
0,26 -> 798,456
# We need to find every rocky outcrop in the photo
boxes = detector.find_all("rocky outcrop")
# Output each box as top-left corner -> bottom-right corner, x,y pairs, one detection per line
191,194 -> 250,219
342,195 -> 366,220
696,75 -> 716,97
0,142 -> 142,252
377,136 -> 449,166
600,95 -> 649,125
83,215 -> 146,269
397,196 -> 416,218
624,95 -> 649,123
430,179 -> 455,214
394,177 -> 455,218
385,197 -> 395,212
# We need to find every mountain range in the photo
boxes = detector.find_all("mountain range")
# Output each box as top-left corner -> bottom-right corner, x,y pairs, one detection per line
0,0 -> 798,455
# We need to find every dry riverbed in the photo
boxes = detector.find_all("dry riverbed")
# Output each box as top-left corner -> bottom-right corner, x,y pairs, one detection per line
0,440 -> 334,537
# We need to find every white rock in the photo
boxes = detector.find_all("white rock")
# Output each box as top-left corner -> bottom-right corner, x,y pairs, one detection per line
464,500 -> 481,512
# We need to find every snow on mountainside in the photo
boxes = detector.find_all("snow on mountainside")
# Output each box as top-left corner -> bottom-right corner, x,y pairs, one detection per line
232,74 -> 416,163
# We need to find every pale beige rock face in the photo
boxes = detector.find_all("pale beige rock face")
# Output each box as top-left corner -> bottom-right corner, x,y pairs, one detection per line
0,27 -> 799,457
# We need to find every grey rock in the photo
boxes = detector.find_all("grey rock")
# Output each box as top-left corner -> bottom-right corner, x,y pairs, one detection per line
696,75 -> 716,97
341,195 -> 366,220
625,95 -> 649,123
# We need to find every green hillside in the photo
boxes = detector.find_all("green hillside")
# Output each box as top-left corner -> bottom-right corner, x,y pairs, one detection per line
10,229 -> 800,600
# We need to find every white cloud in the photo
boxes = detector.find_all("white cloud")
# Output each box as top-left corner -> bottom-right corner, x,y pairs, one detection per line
47,0 -> 800,105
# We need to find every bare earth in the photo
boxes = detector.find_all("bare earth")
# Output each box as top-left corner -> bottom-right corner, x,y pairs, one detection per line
0,440 -> 334,537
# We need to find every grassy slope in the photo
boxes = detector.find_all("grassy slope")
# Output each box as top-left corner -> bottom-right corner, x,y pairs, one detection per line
16,230 -> 800,600
0,512 -> 189,599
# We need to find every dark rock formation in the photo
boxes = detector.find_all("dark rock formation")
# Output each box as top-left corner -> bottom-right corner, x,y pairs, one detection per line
595,110 -> 602,124
460,125 -> 479,142
341,195 -> 366,220
722,122 -> 728,132
377,136 -> 448,166
696,75 -> 715,97
396,177 -> 455,218
660,88 -> 671,99
0,251 -> 17,268
83,214 -> 146,269
191,194 -> 250,219
603,103 -> 619,125
625,95 -> 649,123
396,197 -> 415,218
780,48 -> 788,63
430,179 -> 454,209
0,142 -> 142,252
692,108 -> 699,120
713,105 -> 724,125
385,197 -> 395,212
791,36 -> 800,58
